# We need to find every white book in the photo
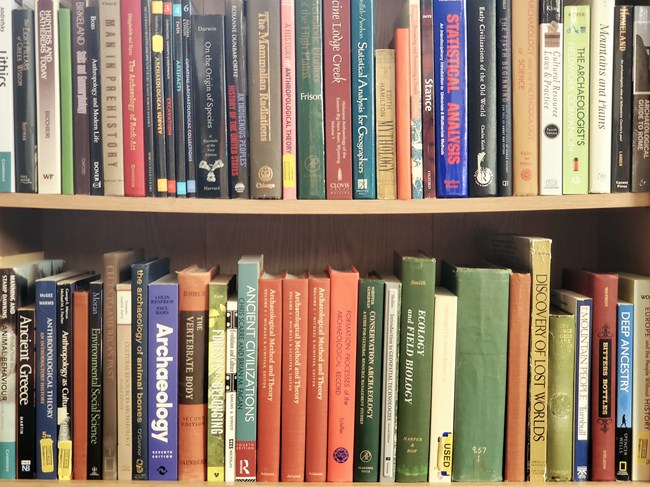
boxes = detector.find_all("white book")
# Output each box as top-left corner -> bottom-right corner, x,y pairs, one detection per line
225,296 -> 237,483
588,0 -> 615,193
116,283 -> 133,480
408,0 -> 423,198
428,287 -> 457,483
0,0 -> 15,192
617,273 -> 650,481
379,276 -> 401,482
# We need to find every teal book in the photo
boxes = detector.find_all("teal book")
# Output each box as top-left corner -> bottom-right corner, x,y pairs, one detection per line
59,9 -> 74,195
353,277 -> 384,481
394,253 -> 436,482
441,262 -> 510,482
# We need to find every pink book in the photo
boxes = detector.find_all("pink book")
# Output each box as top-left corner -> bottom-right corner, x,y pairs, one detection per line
281,0 -> 297,199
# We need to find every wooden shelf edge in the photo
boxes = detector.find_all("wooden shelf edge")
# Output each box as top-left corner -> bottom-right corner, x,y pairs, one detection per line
0,193 -> 647,215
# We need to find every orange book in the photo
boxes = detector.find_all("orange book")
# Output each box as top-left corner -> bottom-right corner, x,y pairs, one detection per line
305,273 -> 331,482
281,274 -> 309,481
393,28 -> 411,200
326,266 -> 359,482
257,273 -> 283,481
178,265 -> 218,481
72,291 -> 89,480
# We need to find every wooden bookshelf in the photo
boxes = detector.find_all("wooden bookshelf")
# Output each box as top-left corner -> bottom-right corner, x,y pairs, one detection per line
0,481 -> 632,486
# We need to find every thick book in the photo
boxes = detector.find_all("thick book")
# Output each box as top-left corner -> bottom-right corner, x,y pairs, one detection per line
87,280 -> 103,479
87,7 -> 103,196
539,0 -> 563,195
352,0 -> 376,199
12,8 -> 37,193
503,273 -> 531,482
151,0 -> 167,196
178,265 -> 218,480
116,282 -> 133,480
181,0 -> 196,196
552,289 -> 592,482
279,0 -> 296,199
612,6 -> 633,193
71,0 -> 90,195
393,28 -> 410,200
421,0 -> 435,198
632,7 -> 650,192
406,0 -> 423,199
225,295 -> 237,482
296,0 -> 325,200
615,301 -> 633,481
546,311 -> 576,481
563,6 -> 590,195
442,263 -> 510,482
492,235 -> 552,482
394,253 -> 435,482
59,8 -> 74,196
562,269 -> 618,481
512,0 -> 539,195
142,0 -> 156,196
353,277 -> 384,482
72,291 -> 89,480
305,272 -> 330,482
162,0 -> 175,195
0,0 -> 15,193
375,49 -> 397,200
148,274 -> 179,480
17,304 -> 36,478
247,0 -> 281,198
236,255 -> 263,480
428,287 -> 457,483
434,0 -> 468,198
496,0 -> 512,196
172,0 -> 186,196
467,0 -> 497,196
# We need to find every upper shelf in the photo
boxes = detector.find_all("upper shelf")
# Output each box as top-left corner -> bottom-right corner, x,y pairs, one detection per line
0,193 -> 647,215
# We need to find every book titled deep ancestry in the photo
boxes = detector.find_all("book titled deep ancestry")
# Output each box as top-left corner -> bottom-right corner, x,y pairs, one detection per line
632,7 -> 650,192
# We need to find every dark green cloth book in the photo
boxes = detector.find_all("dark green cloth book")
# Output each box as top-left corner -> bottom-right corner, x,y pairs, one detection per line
442,262 -> 510,482
59,9 -> 74,195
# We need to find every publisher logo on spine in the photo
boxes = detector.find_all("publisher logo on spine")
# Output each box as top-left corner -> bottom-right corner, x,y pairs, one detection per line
258,165 -> 273,183
544,124 -> 560,139
473,152 -> 494,187
304,155 -> 321,174
333,447 -> 349,464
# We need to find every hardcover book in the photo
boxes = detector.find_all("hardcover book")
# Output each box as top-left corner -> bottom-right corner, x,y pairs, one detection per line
280,0 -> 296,199
375,49 -> 397,200
87,280 -> 103,479
393,28 -> 411,200
17,305 -> 36,478
116,281 -> 133,480
497,0 -> 512,195
172,0 -> 186,196
72,0 -> 90,195
182,0 -> 196,196
72,291 -> 89,480
615,300 -> 633,481
632,6 -> 650,192
142,0 -> 156,196
406,0 -> 423,199
162,0 -> 176,195
421,0 -> 435,197
0,0 -> 15,193
225,295 -> 237,482
152,0 -> 167,196
59,8 -> 74,196
87,7 -> 103,196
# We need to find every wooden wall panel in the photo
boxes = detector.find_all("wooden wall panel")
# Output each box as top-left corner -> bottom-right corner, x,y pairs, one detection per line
0,209 -> 43,256
596,208 -> 650,275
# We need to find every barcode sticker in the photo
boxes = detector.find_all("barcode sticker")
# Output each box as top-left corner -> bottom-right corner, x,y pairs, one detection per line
58,440 -> 73,480
637,432 -> 649,465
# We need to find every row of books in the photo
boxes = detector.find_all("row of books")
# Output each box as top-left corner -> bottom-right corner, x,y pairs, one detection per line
0,1 -> 648,200
0,239 -> 649,482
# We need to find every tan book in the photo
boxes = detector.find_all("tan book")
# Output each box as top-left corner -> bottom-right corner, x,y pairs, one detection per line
375,49 -> 397,200
116,281 -> 133,480
0,251 -> 44,267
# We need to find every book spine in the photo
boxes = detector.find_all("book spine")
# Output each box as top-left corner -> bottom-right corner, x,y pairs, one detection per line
17,306 -> 36,478
192,15 -> 229,198
353,279 -> 384,482
131,268 -> 147,479
56,283 -> 73,480
434,0 -> 468,198
172,0 -> 186,196
87,8 -> 104,196
280,0 -> 296,199
87,283 -> 103,479
142,0 -> 156,196
512,0 -> 539,195
632,7 -> 650,192
611,6 -> 633,193
539,0 -> 563,195
99,0 -> 125,196
0,270 -> 16,478
116,288 -> 133,480
573,299 -> 591,481
408,0 -> 423,199
615,302 -> 633,481
375,49 -> 397,200
182,0 -> 196,196
394,28 -> 410,200
0,0 -> 14,193
59,9 -> 74,196
162,0 -> 175,195
35,0 -> 61,194
295,0 -> 326,200
351,0 -> 375,199
421,0 -> 435,198
562,6 -> 590,195
72,0 -> 90,195
247,0 -> 282,199
148,282 -> 179,480
225,308 -> 237,482
72,292 -> 89,480
121,0 -> 146,197
12,9 -> 37,194
589,0 -> 615,193
151,0 -> 167,196
496,0 -> 512,195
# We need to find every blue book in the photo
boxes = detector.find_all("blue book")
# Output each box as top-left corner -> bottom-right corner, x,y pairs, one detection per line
131,258 -> 170,480
148,274 -> 179,481
434,0 -> 468,197
616,301 -> 633,481
351,0 -> 376,199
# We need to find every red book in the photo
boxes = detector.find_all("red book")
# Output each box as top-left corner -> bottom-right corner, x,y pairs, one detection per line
72,291 -> 89,479
562,269 -> 618,481
257,274 -> 283,481
421,1 -> 435,198
323,0 -> 353,200
392,28 -> 411,200
305,273 -> 330,482
326,266 -> 359,482
121,0 -> 146,196
281,274 -> 309,481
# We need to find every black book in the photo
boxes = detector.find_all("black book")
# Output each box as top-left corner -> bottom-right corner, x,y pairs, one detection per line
17,304 -> 36,479
142,0 -> 156,196
612,6 -> 634,193
87,280 -> 103,479
163,0 -> 176,195
496,0 -> 512,196
72,0 -> 90,195
12,9 -> 37,194
152,0 -> 167,196
87,7 -> 104,196
173,0 -> 187,196
182,0 -> 197,197
632,6 -> 649,192
468,0 -> 498,196
192,14 -> 229,198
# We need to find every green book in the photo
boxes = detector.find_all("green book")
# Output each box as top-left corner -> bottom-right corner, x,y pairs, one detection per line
353,277 -> 385,482
394,252 -> 435,482
546,310 -> 576,481
58,9 -> 74,195
563,5 -> 590,195
296,0 -> 326,199
441,262 -> 510,482
207,275 -> 235,481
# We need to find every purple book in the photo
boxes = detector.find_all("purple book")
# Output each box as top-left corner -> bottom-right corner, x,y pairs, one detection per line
148,274 -> 179,481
